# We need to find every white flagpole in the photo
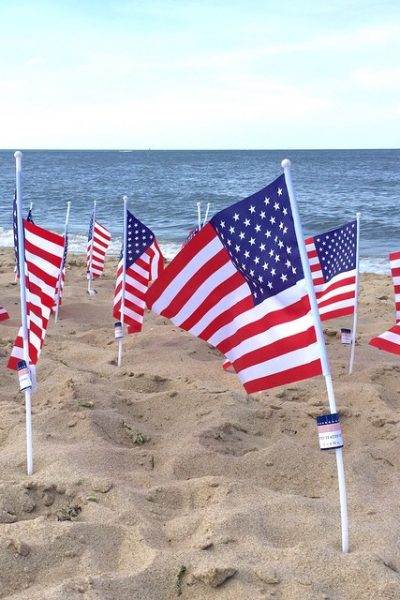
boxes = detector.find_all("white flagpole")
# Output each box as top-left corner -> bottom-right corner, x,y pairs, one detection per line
197,201 -> 202,230
87,200 -> 96,294
282,159 -> 349,553
54,201 -> 71,323
14,151 -> 33,476
118,195 -> 128,367
203,202 -> 210,227
349,212 -> 361,375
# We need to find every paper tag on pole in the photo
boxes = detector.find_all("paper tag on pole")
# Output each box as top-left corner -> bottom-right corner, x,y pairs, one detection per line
29,364 -> 38,393
86,270 -> 92,281
341,328 -> 352,345
316,413 -> 343,450
114,321 -> 123,339
17,360 -> 32,392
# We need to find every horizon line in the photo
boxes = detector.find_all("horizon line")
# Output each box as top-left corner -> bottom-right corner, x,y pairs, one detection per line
0,147 -> 399,152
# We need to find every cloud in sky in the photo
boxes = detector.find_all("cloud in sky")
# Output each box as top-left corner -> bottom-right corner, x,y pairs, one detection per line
0,0 -> 399,149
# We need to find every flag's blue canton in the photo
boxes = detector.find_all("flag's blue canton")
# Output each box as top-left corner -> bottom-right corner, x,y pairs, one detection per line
124,210 -> 154,268
314,220 -> 356,283
12,192 -> 19,276
87,214 -> 94,242
210,174 -> 304,305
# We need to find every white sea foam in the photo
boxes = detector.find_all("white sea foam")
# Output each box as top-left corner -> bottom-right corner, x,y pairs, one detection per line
0,226 -> 14,247
359,257 -> 390,275
0,227 -> 181,263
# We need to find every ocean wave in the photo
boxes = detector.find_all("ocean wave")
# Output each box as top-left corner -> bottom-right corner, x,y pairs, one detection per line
0,227 -> 182,263
0,227 -> 391,273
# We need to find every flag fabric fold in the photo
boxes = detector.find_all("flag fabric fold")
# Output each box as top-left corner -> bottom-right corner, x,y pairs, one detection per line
0,306 -> 9,321
369,324 -> 400,355
8,220 -> 64,370
389,250 -> 400,323
86,215 -> 111,278
113,210 -> 164,333
305,220 -> 357,321
146,174 -> 323,393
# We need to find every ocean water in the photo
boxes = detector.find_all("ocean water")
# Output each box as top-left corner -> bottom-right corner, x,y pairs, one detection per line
0,149 -> 399,272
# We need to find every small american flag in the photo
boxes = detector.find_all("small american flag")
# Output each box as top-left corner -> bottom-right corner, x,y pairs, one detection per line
113,210 -> 164,333
13,192 -> 20,278
53,233 -> 69,310
146,173 -> 324,393
86,214 -> 111,278
26,207 -> 34,224
13,196 -> 35,279
389,251 -> 400,323
182,225 -> 200,247
0,305 -> 9,321
369,324 -> 400,355
8,220 -> 64,369
305,220 -> 357,321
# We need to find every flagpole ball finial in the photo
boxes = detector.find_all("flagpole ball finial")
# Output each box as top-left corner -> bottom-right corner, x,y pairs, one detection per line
14,151 -> 23,171
281,158 -> 291,169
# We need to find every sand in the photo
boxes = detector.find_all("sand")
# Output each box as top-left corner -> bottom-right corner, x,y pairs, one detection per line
1,247 -> 400,599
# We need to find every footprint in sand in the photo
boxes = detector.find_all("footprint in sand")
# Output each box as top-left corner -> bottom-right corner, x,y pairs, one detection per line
198,422 -> 266,456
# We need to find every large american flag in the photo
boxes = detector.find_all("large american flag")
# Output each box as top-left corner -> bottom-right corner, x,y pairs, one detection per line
305,220 -> 357,321
113,210 -> 164,333
389,251 -> 400,323
86,215 -> 111,278
8,219 -> 64,369
369,324 -> 400,355
0,305 -> 9,321
146,174 -> 323,393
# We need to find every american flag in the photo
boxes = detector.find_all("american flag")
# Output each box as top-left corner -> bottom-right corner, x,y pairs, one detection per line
53,233 -> 69,310
13,196 -> 35,279
0,305 -> 9,321
113,210 -> 164,333
146,174 -> 323,393
389,251 -> 400,323
182,225 -> 200,247
86,214 -> 111,278
369,324 -> 400,355
8,219 -> 64,369
26,207 -> 34,223
13,192 -> 20,278
305,220 -> 357,321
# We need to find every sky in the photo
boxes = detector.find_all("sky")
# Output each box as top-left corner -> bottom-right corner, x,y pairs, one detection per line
0,0 -> 399,149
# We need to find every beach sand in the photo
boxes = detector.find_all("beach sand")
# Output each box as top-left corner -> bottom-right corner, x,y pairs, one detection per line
1,247 -> 400,599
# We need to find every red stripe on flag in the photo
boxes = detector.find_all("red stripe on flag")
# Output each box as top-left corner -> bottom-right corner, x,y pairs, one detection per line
244,359 -> 322,394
